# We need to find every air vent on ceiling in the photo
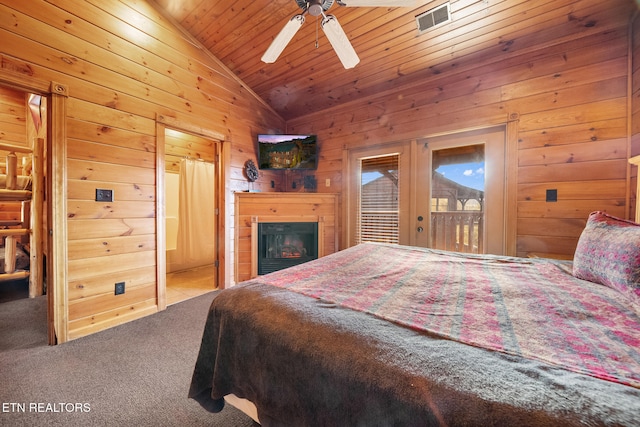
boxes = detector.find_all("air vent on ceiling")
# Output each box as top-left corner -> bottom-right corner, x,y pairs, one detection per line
416,3 -> 450,33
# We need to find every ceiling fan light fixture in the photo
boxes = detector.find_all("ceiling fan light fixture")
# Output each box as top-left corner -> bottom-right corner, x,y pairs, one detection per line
261,14 -> 305,63
321,15 -> 360,69
308,2 -> 325,16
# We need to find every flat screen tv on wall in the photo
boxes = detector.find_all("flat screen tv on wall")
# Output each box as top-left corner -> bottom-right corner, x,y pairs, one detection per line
258,134 -> 317,170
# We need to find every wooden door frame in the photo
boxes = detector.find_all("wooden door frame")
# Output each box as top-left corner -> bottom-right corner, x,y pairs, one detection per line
155,115 -> 229,311
48,82 -> 68,344
342,120 -> 518,256
411,122 -> 518,256
412,126 -> 507,255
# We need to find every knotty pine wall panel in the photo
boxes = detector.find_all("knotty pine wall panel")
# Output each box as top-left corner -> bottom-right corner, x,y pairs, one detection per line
0,202 -> 21,225
164,130 -> 217,173
0,0 -> 284,341
65,97 -> 158,339
288,0 -> 634,259
631,14 -> 640,221
0,85 -> 26,149
0,86 -> 30,235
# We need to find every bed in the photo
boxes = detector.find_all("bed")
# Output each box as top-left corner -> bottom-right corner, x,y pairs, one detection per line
189,211 -> 640,426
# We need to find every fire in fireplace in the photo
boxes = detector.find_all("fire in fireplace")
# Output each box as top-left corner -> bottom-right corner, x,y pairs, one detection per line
258,222 -> 318,275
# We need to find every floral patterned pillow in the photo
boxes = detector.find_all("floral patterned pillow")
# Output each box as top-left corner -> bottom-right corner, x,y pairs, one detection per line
573,211 -> 640,307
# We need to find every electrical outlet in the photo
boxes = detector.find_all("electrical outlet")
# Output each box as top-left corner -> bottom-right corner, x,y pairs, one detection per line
114,282 -> 125,295
96,188 -> 113,202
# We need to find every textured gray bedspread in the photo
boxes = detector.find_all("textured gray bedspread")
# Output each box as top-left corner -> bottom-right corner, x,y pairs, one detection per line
189,282 -> 640,426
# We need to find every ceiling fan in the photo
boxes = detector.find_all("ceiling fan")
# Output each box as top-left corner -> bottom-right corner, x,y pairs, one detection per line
261,0 -> 416,69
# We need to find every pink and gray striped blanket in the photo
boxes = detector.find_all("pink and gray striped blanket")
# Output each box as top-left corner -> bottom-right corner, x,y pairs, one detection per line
255,242 -> 640,389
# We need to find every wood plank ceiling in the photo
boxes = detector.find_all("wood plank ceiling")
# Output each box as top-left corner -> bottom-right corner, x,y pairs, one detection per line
152,0 -> 636,122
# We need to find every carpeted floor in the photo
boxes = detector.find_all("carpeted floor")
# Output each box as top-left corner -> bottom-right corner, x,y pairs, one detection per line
0,292 -> 259,426
0,278 -> 29,304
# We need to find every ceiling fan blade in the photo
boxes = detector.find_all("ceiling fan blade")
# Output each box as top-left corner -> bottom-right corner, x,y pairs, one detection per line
338,0 -> 416,6
321,15 -> 360,69
261,14 -> 305,63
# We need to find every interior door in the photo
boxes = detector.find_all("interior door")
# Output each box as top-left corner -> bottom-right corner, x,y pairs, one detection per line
413,127 -> 506,255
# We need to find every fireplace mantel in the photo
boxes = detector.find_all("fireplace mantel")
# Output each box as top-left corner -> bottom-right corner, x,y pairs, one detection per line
235,192 -> 339,283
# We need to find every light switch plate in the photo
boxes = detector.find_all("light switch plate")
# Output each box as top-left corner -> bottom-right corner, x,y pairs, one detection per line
115,282 -> 125,295
96,189 -> 113,202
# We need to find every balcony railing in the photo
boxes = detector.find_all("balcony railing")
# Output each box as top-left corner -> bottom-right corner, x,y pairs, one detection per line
431,211 -> 483,254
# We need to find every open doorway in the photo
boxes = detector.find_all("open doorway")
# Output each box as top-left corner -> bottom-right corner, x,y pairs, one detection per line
0,85 -> 46,302
0,84 -> 48,347
162,128 -> 219,306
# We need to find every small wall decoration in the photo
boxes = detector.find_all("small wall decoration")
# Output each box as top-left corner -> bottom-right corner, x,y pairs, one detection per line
244,159 -> 259,191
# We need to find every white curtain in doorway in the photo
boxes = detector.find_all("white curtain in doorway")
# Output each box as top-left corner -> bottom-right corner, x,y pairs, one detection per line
175,159 -> 216,270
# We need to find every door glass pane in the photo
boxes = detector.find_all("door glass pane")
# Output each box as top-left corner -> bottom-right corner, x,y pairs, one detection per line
357,154 -> 400,244
430,144 -> 484,253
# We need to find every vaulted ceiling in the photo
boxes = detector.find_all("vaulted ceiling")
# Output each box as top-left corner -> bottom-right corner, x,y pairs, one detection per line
152,0 -> 636,122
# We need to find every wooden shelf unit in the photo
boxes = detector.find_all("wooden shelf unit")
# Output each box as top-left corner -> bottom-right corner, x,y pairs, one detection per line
0,140 -> 44,297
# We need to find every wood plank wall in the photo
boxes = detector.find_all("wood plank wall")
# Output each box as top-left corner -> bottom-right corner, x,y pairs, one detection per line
631,13 -> 640,221
288,0 -> 637,259
0,0 -> 284,341
0,86 -> 27,226
165,129 -> 217,173
0,86 -> 26,148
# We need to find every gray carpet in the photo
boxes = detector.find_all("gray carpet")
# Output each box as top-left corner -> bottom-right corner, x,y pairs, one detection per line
0,292 -> 258,426
0,278 -> 29,304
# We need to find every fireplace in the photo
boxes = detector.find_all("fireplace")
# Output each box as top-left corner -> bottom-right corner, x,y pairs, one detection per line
257,222 -> 318,275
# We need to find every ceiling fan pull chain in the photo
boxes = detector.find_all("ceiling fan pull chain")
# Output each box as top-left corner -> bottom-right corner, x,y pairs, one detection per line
315,16 -> 319,48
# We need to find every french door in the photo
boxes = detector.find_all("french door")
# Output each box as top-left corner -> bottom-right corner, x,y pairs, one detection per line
346,126 -> 507,255
346,142 -> 411,247
414,127 -> 506,255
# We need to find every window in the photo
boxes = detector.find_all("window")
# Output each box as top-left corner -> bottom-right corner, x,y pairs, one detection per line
356,155 -> 400,244
430,144 -> 485,253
